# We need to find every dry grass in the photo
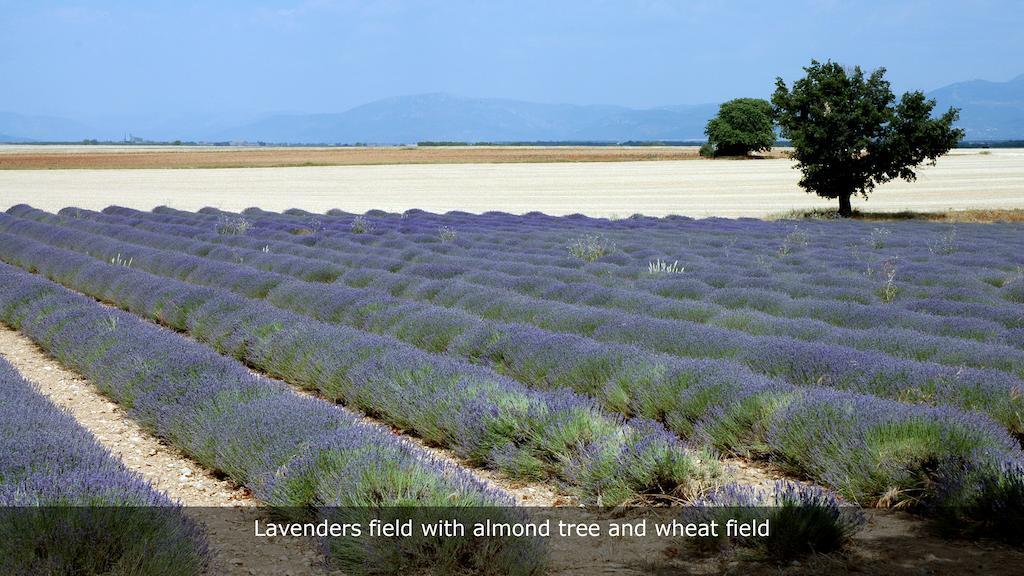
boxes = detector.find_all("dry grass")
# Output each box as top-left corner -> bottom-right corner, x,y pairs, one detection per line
774,207 -> 1024,223
0,145 -> 793,170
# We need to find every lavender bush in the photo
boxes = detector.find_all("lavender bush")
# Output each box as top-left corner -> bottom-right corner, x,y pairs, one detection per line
0,263 -> 543,575
689,481 -> 865,561
0,356 -> 209,575
39,206 -> 1024,369
0,231 -> 720,507
1,213 -> 1021,511
930,458 -> 1024,544
4,212 -> 1021,438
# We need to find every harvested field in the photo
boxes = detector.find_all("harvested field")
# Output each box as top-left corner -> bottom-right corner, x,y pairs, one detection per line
0,144 -> 747,169
0,148 -> 1020,217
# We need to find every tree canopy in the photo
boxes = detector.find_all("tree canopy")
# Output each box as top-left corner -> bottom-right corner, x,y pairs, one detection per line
772,60 -> 963,216
703,98 -> 775,157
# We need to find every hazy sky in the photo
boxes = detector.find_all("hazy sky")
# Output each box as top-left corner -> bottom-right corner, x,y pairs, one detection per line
2,0 -> 1022,119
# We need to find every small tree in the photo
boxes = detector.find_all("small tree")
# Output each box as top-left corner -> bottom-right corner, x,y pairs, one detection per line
703,98 -> 776,157
772,60 -> 963,217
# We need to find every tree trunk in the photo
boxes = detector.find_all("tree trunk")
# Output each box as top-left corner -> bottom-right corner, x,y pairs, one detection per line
838,193 -> 853,217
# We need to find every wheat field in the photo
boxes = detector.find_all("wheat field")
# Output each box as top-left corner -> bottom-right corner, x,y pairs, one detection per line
0,147 -> 1020,217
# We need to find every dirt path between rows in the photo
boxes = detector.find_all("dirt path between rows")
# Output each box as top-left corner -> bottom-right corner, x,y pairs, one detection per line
0,325 -> 335,576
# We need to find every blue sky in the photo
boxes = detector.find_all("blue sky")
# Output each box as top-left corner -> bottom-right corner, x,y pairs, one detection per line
2,0 -> 1022,119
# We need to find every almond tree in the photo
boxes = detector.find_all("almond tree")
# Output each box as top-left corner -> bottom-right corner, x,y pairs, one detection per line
772,61 -> 963,217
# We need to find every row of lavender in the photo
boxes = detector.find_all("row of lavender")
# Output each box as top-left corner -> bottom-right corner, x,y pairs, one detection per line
1,210 -> 1020,514
0,263 -> 544,574
89,205 -> 1024,352
0,356 -> 209,574
86,205 -> 1024,357
9,207 -> 1024,426
2,212 -> 883,566
0,225 -> 721,507
287,208 -> 1024,331
209,206 -> 1024,335
392,217 -> 1024,329
192,205 -> 1024,304
12,207 -> 1022,440
157,209 -> 1024,372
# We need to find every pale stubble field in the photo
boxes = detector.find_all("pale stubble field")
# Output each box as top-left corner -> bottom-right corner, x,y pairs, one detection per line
0,147 -> 1021,217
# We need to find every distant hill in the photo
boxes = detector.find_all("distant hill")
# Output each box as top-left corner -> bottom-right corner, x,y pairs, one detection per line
218,94 -> 718,144
218,79 -> 1024,144
3,74 -> 1024,144
928,74 -> 1024,141
0,112 -> 95,142
571,104 -> 719,141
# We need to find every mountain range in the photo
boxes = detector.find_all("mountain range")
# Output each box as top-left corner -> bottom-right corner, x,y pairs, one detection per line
215,95 -> 719,144
927,74 -> 1024,141
0,112 -> 96,143
2,74 -> 1023,144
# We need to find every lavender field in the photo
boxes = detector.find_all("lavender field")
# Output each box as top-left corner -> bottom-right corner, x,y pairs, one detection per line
2,203 -> 1023,573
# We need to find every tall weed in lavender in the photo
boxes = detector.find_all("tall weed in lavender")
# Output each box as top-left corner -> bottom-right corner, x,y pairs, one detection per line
568,233 -> 614,262
438,225 -> 457,243
868,227 -> 891,249
647,258 -> 684,275
928,226 -> 959,255
215,215 -> 251,235
877,256 -> 900,303
777,226 -> 809,256
350,215 -> 373,234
